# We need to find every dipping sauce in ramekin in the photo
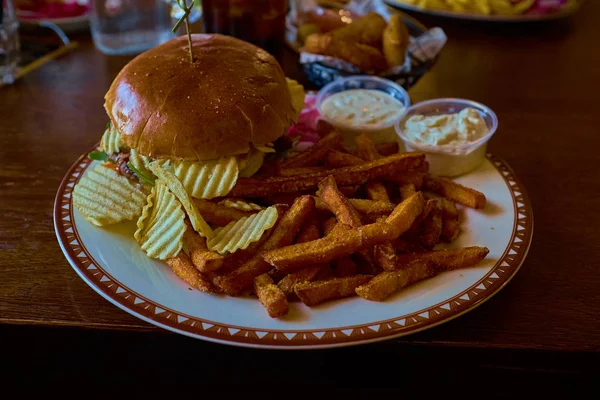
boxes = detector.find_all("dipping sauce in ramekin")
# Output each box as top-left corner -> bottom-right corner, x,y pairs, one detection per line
395,98 -> 498,177
316,76 -> 410,146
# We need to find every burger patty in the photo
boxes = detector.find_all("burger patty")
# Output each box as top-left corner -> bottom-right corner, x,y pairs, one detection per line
114,152 -> 136,181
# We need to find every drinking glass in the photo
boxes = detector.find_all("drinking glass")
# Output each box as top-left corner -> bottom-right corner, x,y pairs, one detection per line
1,0 -> 20,85
89,0 -> 180,55
201,0 -> 288,55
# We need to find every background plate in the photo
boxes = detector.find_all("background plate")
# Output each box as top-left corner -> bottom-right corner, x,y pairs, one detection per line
384,0 -> 583,22
54,152 -> 533,349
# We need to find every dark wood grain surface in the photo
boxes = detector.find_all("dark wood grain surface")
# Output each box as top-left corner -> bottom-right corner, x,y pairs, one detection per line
1,2 -> 599,390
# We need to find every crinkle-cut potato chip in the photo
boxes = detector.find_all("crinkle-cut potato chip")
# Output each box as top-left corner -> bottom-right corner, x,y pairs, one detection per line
148,161 -> 214,239
99,126 -> 122,155
207,206 -> 278,255
73,164 -> 146,226
134,180 -> 186,260
238,148 -> 265,178
174,156 -> 239,199
286,77 -> 306,116
129,148 -> 154,180
219,199 -> 263,212
253,144 -> 276,153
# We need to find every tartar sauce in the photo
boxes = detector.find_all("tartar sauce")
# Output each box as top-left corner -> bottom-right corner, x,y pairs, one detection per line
320,89 -> 406,129
403,108 -> 488,147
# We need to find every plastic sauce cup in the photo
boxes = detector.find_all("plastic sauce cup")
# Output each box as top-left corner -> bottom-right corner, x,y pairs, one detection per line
394,98 -> 498,177
316,76 -> 411,146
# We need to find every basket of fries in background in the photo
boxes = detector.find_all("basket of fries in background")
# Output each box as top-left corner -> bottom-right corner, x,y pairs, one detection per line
287,0 -> 447,88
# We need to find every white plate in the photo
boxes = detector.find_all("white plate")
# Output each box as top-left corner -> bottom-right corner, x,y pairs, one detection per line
384,0 -> 583,22
54,151 -> 533,349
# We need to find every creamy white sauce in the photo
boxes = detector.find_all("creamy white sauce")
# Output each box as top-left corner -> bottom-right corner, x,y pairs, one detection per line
320,89 -> 406,129
403,108 -> 488,147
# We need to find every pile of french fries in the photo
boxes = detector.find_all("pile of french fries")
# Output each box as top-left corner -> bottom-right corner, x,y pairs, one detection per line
166,130 -> 489,318
399,0 -> 537,16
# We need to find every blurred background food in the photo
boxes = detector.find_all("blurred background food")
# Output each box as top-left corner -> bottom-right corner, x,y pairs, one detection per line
386,0 -> 582,18
14,0 -> 89,20
290,1 -> 445,89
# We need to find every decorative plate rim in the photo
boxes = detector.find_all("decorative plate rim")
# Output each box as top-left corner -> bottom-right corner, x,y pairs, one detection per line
54,150 -> 534,349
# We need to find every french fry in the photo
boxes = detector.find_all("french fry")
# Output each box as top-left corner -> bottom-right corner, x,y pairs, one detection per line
318,175 -> 378,268
229,152 -> 426,197
263,193 -> 424,272
439,198 -> 461,242
357,245 -> 490,301
355,262 -> 435,302
320,216 -> 358,273
322,216 -> 339,236
318,176 -> 362,226
419,200 -> 443,249
213,196 -> 315,296
404,196 -> 435,239
193,198 -> 257,226
375,142 -> 399,156
296,212 -> 321,243
349,199 -> 395,216
365,182 -> 391,202
262,185 -> 359,207
278,265 -> 324,298
424,175 -> 486,209
277,213 -> 327,297
326,150 -> 365,168
374,241 -> 398,271
166,252 -> 220,293
399,184 -> 416,200
280,131 -> 342,168
278,166 -> 327,177
385,192 -> 426,237
294,275 -> 374,307
391,171 -> 425,189
253,274 -> 289,318
355,133 -> 381,162
390,246 -> 490,271
354,134 -> 392,203
183,226 -> 224,272
315,198 -> 395,217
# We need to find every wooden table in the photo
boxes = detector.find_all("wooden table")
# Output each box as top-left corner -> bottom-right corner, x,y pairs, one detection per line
1,3 -> 599,395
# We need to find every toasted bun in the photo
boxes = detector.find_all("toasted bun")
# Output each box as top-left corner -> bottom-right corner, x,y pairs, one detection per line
104,34 -> 297,161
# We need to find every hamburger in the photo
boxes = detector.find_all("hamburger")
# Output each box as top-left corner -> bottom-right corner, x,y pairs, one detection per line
73,34 -> 305,259
105,33 -> 302,164
104,33 -> 305,179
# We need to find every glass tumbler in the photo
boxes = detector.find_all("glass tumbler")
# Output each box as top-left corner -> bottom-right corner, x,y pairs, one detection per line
89,0 -> 178,55
1,0 -> 20,85
201,0 -> 288,55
